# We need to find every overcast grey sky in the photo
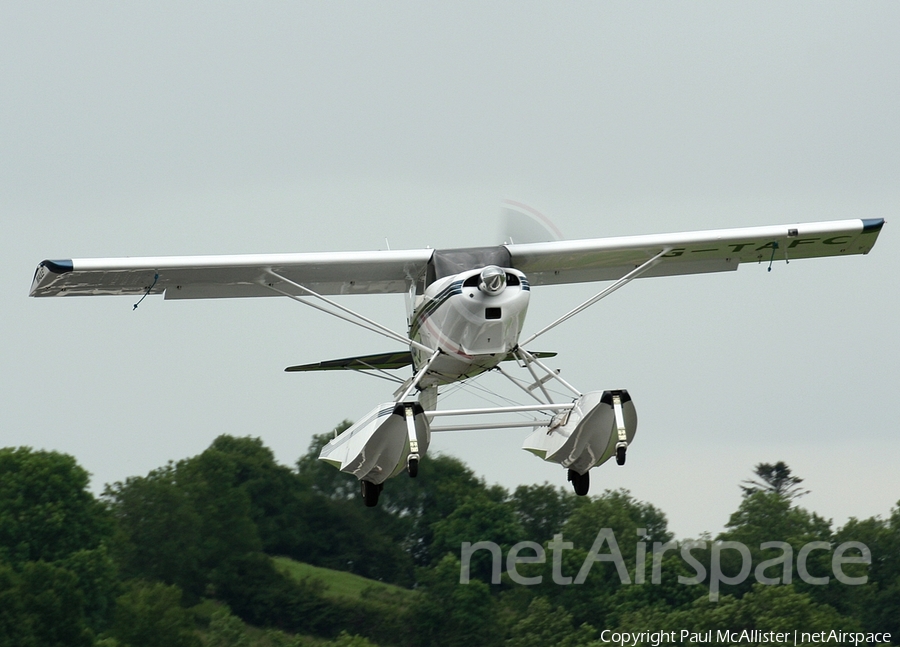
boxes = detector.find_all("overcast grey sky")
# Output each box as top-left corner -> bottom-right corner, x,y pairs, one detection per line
2,2 -> 898,539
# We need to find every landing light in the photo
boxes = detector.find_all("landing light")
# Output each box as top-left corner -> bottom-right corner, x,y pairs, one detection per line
479,266 -> 507,295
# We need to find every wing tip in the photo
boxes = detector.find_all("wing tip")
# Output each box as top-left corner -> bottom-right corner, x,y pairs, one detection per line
30,259 -> 74,296
40,259 -> 75,274
862,218 -> 885,234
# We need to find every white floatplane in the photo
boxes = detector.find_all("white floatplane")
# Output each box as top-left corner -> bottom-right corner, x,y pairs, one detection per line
30,215 -> 884,506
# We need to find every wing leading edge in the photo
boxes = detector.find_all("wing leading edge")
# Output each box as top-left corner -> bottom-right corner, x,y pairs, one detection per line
30,218 -> 884,299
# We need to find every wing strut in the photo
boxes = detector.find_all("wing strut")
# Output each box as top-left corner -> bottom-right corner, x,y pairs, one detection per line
262,270 -> 433,355
393,348 -> 442,402
494,364 -> 551,406
519,247 -> 671,347
515,346 -> 555,403
516,347 -> 582,398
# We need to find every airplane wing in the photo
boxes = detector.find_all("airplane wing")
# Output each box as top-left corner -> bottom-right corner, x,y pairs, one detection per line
29,250 -> 434,298
30,218 -> 884,298
505,218 -> 885,286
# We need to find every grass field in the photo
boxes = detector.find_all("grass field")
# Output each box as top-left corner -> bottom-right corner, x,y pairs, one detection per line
273,556 -> 415,602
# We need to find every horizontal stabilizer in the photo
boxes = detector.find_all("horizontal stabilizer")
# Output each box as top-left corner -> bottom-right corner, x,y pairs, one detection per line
285,351 -> 414,372
285,350 -> 557,372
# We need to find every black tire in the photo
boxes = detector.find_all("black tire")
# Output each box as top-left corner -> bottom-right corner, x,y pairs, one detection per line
616,446 -> 626,466
361,480 -> 381,507
567,469 -> 590,496
408,457 -> 419,478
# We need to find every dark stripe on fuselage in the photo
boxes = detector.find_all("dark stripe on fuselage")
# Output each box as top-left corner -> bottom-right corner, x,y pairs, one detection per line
409,280 -> 463,339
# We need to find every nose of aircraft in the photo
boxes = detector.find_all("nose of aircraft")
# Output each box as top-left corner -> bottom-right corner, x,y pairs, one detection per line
478,265 -> 507,294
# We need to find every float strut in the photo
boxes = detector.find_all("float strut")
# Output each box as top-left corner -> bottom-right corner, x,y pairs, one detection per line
613,393 -> 628,465
405,405 -> 420,477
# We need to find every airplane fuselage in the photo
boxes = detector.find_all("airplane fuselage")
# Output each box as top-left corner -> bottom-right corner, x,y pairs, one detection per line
409,266 -> 530,387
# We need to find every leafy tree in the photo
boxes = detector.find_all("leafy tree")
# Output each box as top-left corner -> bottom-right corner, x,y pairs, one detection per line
204,435 -> 312,558
297,424 -> 358,501
715,491 -> 832,599
0,560 -> 94,647
429,494 -> 524,585
263,629 -> 307,647
202,434 -> 414,583
563,489 -> 671,550
607,548 -> 709,621
740,461 -> 809,500
105,439 -> 266,598
505,596 -> 595,647
209,551 -> 334,635
327,632 -> 383,647
827,505 -> 900,636
298,433 -> 493,569
0,563 -> 30,647
408,554 -> 502,647
108,431 -> 416,600
176,445 -> 264,569
431,494 -> 524,581
109,580 -> 200,647
58,546 -> 120,635
532,489 -> 672,628
105,464 -> 206,595
291,492 -> 415,584
617,583 -> 856,642
380,453 -> 495,567
0,447 -> 111,567
8,433 -> 899,646
205,608 -> 250,647
510,483 -> 587,546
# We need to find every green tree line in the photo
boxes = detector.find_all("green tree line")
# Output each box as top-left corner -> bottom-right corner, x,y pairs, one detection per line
0,428 -> 897,646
